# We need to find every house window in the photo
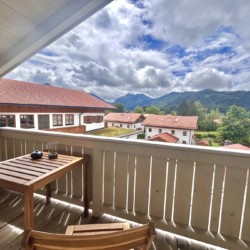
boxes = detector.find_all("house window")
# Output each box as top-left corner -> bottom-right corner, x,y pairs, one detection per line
20,115 -> 34,128
149,128 -> 152,132
127,124 -> 130,128
38,115 -> 49,130
84,116 -> 93,124
96,116 -> 103,123
112,123 -> 114,126
171,130 -> 175,135
182,141 -> 187,144
65,114 -> 74,125
0,115 -> 15,127
120,124 -> 122,127
53,114 -> 63,126
183,131 -> 187,136
159,129 -> 162,133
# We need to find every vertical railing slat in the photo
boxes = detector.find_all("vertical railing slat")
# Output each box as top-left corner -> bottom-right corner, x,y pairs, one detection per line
220,166 -> 246,238
114,152 -> 128,210
174,160 -> 194,227
209,164 -> 225,234
134,154 -> 151,216
165,158 -> 176,222
150,156 -> 167,219
127,153 -> 136,213
6,138 -> 14,159
103,150 -> 115,206
56,144 -> 68,195
191,162 -> 214,231
92,148 -> 103,217
71,146 -> 84,199
25,139 -> 33,154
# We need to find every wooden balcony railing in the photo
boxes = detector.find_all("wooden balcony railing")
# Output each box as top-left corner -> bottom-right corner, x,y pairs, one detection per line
0,127 -> 250,250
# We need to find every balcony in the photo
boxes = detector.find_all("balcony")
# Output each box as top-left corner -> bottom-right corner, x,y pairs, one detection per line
0,127 -> 250,249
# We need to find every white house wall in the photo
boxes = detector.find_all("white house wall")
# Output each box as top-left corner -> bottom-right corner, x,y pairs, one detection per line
1,112 -> 105,132
145,126 -> 195,144
81,113 -> 105,132
107,121 -> 143,129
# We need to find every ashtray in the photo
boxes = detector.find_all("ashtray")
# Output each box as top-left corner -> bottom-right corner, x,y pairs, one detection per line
48,152 -> 58,159
31,150 -> 43,160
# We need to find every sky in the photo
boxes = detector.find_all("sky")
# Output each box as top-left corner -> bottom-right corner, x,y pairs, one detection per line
6,0 -> 250,102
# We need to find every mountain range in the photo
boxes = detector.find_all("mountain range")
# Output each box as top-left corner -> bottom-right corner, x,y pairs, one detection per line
112,89 -> 250,113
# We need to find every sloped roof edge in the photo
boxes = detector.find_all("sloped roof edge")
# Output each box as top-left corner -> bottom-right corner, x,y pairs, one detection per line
0,78 -> 115,109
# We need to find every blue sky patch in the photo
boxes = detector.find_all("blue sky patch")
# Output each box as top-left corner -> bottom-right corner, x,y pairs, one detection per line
139,34 -> 166,50
167,45 -> 187,58
39,50 -> 58,57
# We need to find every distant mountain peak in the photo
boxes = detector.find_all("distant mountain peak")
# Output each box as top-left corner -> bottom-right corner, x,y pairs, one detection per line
113,89 -> 250,113
113,93 -> 154,110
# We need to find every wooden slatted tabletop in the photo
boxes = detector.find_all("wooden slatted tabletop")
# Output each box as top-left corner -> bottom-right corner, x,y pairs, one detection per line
0,152 -> 89,229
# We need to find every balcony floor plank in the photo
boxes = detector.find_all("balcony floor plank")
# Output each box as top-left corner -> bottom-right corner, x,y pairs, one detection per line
0,189 -> 222,250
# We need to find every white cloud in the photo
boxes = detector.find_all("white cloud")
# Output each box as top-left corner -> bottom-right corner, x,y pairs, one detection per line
144,0 -> 250,47
6,0 -> 250,101
184,68 -> 233,91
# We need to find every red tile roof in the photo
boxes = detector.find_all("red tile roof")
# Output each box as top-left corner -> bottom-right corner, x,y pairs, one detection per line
148,132 -> 178,143
222,144 -> 250,151
143,114 -> 198,130
0,78 -> 114,109
105,113 -> 144,124
196,139 -> 209,146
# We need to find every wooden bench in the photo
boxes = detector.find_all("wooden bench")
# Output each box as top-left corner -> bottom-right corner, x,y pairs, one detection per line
22,222 -> 156,250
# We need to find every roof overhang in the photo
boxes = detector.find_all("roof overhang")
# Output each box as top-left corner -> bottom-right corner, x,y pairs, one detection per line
0,0 -> 112,77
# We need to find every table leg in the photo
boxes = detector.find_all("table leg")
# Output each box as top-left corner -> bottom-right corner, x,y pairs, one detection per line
46,183 -> 51,205
24,187 -> 34,229
83,157 -> 89,218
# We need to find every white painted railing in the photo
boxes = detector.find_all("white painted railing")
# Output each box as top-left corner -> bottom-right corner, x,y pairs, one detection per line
0,128 -> 250,249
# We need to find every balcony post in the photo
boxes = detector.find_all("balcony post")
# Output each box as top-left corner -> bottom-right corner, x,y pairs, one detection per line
92,148 -> 104,217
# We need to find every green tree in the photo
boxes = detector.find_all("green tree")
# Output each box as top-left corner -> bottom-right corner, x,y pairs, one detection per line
195,101 -> 206,121
133,106 -> 144,114
113,103 -> 124,113
217,105 -> 250,144
145,106 -> 161,115
198,108 -> 221,131
188,100 -> 199,116
177,100 -> 188,115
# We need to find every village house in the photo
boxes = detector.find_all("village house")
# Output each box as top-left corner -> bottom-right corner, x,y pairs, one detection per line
148,132 -> 179,143
0,78 -> 114,133
143,114 -> 198,144
104,112 -> 144,130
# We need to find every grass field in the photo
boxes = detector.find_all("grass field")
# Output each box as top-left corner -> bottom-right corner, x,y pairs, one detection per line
87,127 -> 136,137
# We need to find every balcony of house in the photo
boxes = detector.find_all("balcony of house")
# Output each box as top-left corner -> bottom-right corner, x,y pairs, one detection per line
0,127 -> 250,250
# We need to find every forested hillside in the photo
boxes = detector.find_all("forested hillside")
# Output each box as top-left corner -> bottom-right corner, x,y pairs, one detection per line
113,89 -> 250,113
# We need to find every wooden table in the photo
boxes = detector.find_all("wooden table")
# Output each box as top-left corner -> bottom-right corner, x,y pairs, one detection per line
0,152 -> 89,229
